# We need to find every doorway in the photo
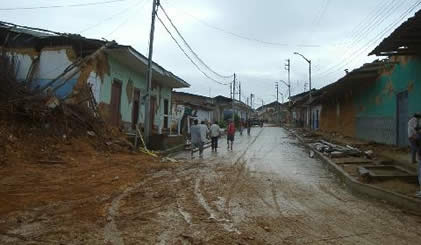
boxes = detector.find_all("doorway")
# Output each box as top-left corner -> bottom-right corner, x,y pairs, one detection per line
132,89 -> 140,130
150,96 -> 156,132
396,91 -> 409,146
110,80 -> 122,127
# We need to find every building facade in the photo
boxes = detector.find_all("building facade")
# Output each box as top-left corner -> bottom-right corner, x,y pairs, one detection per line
0,21 -> 189,142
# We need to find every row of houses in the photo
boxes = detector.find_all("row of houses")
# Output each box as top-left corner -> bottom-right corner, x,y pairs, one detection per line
0,21 -> 254,149
255,101 -> 288,124
171,91 -> 254,135
288,10 -> 421,147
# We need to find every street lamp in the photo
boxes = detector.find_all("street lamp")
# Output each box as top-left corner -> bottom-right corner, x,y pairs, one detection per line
294,52 -> 312,129
293,52 -> 311,92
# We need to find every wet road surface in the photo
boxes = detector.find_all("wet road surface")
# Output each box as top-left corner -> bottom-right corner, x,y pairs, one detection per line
169,126 -> 421,244
100,126 -> 421,244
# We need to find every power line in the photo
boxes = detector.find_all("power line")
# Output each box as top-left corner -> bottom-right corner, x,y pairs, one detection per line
156,14 -> 230,86
0,0 -> 128,11
315,0 -> 417,77
159,4 -> 234,79
317,0 -> 421,79
105,0 -> 149,37
163,0 -> 319,48
79,0 -> 142,34
315,0 -> 402,76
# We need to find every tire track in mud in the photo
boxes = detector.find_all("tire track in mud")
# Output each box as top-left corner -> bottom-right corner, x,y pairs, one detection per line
104,177 -> 154,245
185,128 -> 265,236
222,128 -> 265,208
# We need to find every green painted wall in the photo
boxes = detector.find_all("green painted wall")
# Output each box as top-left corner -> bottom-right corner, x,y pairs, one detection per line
99,55 -> 172,131
353,56 -> 421,145
355,57 -> 421,117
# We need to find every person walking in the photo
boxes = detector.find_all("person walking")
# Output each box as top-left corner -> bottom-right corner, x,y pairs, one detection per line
415,132 -> 421,198
190,120 -> 204,158
199,121 -> 209,145
227,120 -> 235,151
210,121 -> 220,152
408,113 -> 421,163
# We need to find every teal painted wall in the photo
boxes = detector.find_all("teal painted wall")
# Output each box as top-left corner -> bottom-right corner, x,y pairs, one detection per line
99,55 -> 172,131
356,57 -> 421,117
354,56 -> 421,145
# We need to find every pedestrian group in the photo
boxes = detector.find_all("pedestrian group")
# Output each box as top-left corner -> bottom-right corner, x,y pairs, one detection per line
190,119 -> 256,158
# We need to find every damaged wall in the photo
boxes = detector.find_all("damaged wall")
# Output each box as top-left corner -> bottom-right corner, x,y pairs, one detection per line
3,48 -> 38,81
354,56 -> 421,145
36,47 -> 79,98
99,55 -> 172,133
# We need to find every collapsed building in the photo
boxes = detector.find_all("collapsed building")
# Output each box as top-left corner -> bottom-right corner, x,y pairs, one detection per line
0,21 -> 190,149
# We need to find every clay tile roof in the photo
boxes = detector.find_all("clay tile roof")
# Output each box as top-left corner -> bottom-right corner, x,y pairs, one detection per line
370,9 -> 421,56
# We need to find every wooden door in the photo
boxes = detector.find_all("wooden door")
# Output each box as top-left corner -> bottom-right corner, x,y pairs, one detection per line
132,89 -> 140,130
110,81 -> 122,127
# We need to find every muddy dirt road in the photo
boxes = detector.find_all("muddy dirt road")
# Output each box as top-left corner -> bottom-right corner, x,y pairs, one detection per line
109,126 -> 421,244
2,126 -> 421,244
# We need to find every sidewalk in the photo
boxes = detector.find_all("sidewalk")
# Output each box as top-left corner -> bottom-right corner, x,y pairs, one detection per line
285,126 -> 421,212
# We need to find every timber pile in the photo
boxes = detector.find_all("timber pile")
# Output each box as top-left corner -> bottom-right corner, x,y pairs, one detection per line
310,140 -> 372,159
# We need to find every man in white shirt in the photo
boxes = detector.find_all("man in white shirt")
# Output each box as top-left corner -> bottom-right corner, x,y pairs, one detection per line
199,121 -> 209,143
408,113 -> 421,163
210,121 -> 221,152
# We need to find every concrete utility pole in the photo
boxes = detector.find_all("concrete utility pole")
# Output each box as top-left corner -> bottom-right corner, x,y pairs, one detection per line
232,73 -> 236,121
144,0 -> 160,146
275,82 -> 279,102
285,59 -> 291,101
250,93 -> 254,110
239,81 -> 241,102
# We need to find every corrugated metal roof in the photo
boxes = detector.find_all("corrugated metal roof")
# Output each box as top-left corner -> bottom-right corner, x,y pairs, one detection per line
370,10 -> 421,56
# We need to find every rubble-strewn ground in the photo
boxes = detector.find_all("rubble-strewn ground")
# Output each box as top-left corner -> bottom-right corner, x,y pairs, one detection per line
294,128 -> 420,196
1,125 -> 421,244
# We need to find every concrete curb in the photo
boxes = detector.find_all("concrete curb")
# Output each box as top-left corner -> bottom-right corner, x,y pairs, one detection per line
159,144 -> 186,156
288,128 -> 421,212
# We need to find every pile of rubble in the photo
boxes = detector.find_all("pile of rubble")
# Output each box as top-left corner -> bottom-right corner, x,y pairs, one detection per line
0,52 -> 132,154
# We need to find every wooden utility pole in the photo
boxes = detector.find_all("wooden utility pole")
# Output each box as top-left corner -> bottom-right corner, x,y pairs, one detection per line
144,0 -> 160,146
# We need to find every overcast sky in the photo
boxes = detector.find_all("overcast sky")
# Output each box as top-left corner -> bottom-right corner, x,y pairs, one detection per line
2,0 -> 420,107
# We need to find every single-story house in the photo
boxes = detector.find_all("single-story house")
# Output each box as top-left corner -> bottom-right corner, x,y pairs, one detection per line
314,10 -> 421,147
289,89 -> 317,128
171,91 -> 215,135
213,95 -> 252,122
256,101 -> 287,123
0,21 -> 189,148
